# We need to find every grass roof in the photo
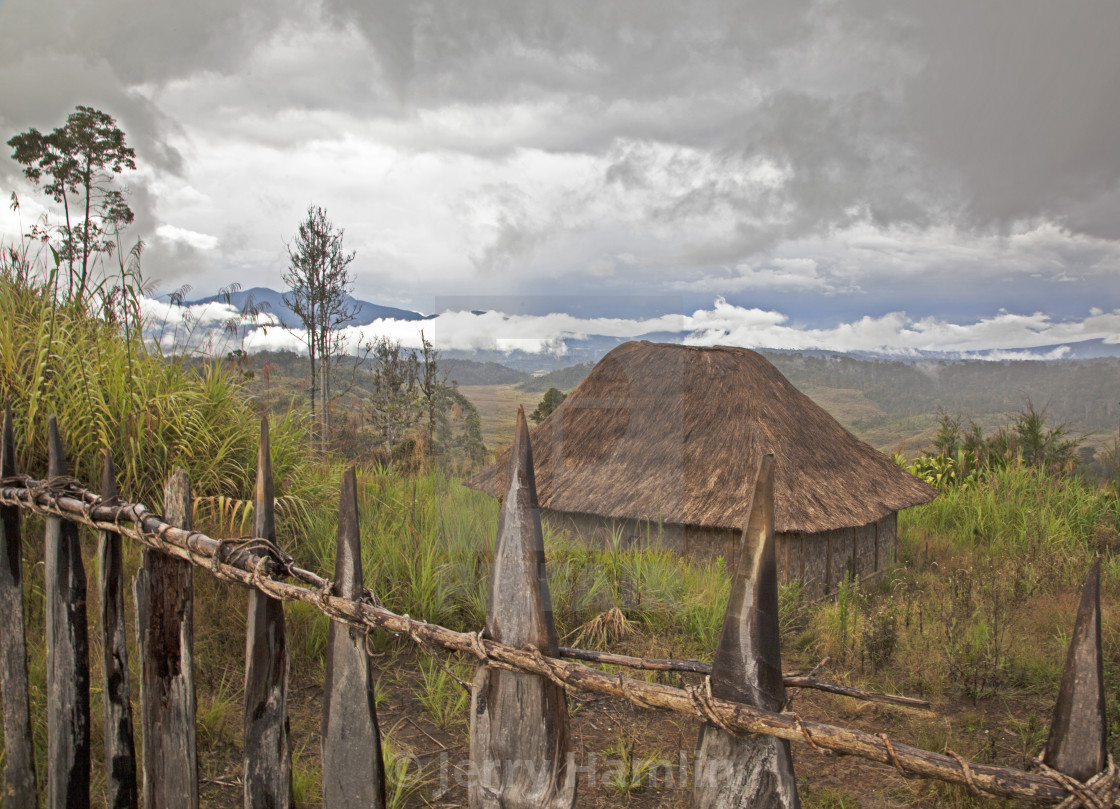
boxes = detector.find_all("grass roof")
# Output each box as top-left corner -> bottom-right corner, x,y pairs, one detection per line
467,341 -> 936,534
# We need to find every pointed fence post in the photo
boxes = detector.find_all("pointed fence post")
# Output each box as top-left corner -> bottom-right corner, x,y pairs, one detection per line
693,455 -> 800,809
0,404 -> 37,809
45,416 -> 91,809
469,406 -> 576,809
321,467 -> 386,808
98,451 -> 138,809
133,467 -> 198,809
243,417 -> 293,809
1043,555 -> 1107,783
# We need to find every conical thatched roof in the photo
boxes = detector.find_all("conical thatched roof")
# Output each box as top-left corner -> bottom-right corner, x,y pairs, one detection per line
467,341 -> 936,534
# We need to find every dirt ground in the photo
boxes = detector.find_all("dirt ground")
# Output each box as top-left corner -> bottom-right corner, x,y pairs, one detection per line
192,640 -> 1036,809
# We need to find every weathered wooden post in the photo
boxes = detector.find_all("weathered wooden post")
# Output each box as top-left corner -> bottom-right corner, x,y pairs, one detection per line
0,404 -> 37,809
133,466 -> 198,809
321,466 -> 386,808
98,450 -> 138,809
693,455 -> 800,809
243,417 -> 293,809
1042,555 -> 1107,782
469,406 -> 576,809
45,415 -> 91,809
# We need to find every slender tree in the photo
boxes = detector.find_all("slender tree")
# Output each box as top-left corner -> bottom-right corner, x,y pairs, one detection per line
417,330 -> 445,457
366,336 -> 419,457
8,105 -> 137,299
282,205 -> 357,451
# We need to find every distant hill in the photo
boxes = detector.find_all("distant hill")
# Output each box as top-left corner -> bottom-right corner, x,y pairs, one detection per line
441,359 -> 528,386
761,351 -> 1120,446
452,349 -> 1120,456
518,363 -> 595,393
188,286 -> 428,329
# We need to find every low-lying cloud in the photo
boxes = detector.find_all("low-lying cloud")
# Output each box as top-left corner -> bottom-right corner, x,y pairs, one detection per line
141,296 -> 1120,361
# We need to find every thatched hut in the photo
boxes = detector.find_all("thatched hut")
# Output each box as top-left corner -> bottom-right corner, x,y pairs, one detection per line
467,341 -> 936,597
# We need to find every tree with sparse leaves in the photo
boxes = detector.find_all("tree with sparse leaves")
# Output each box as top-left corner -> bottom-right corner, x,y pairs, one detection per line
366,335 -> 420,456
417,330 -> 446,457
283,205 -> 357,451
8,105 -> 137,299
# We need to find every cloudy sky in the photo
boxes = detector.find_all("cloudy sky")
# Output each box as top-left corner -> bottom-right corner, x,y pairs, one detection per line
2,1 -> 1119,354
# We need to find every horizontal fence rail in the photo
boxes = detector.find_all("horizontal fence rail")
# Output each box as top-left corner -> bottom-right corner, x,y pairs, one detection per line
0,471 -> 1097,806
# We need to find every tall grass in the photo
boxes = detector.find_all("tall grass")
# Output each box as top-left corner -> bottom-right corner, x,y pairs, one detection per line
0,266 -> 326,538
292,466 -> 813,664
901,463 -> 1119,587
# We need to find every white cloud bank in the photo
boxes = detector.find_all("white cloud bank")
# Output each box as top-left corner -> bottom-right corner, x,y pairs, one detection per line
140,296 -> 1120,360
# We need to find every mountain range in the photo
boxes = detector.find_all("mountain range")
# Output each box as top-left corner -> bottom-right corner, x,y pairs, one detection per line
187,286 -> 429,329
183,287 -> 1120,370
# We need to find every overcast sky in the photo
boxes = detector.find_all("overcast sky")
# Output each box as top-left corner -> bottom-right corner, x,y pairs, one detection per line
2,1 -> 1118,354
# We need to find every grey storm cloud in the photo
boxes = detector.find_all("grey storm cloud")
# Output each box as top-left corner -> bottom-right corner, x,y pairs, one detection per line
0,0 -> 1117,327
311,0 -> 1120,252
906,2 -> 1120,235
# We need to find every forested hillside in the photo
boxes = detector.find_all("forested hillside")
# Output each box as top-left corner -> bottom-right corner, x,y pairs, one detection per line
765,353 -> 1120,442
490,352 -> 1119,455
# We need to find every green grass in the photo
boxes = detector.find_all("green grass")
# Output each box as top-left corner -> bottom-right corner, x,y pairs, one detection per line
901,463 -> 1119,584
0,267 -> 328,541
416,656 -> 471,730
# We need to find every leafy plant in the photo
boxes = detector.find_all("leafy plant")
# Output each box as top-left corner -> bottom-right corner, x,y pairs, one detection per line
861,603 -> 898,672
197,670 -> 238,749
416,656 -> 470,730
606,736 -> 657,796
291,739 -> 322,808
382,727 -> 431,809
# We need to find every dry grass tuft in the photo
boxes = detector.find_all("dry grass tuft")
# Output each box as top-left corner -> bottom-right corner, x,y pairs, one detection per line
571,606 -> 635,648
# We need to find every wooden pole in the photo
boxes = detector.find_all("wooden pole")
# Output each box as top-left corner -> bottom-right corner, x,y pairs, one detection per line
694,455 -> 799,809
0,404 -> 37,809
97,451 -> 138,809
555,647 -> 931,709
133,467 -> 198,809
44,415 -> 90,809
469,406 -> 576,809
0,476 -> 1088,806
243,417 -> 293,809
1043,555 -> 1107,782
321,466 -> 386,808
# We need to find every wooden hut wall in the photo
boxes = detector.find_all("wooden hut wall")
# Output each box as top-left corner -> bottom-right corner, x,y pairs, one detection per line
541,509 -> 897,599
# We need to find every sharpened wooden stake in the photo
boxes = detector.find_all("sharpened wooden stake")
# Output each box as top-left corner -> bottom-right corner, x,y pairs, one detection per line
0,404 -> 37,809
98,451 -> 138,809
1043,555 -> 1107,782
45,416 -> 91,809
321,467 -> 386,809
469,406 -> 576,809
244,417 -> 293,809
694,455 -> 800,809
0,473 -> 1106,806
134,467 -> 198,809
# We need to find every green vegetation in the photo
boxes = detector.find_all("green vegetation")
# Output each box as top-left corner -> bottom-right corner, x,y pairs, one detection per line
7,105 -> 137,299
282,204 -> 357,452
528,386 -> 566,424
5,245 -> 1119,802
5,109 -> 1120,807
516,362 -> 593,393
0,241 -> 323,528
766,351 -> 1120,452
441,358 -> 528,386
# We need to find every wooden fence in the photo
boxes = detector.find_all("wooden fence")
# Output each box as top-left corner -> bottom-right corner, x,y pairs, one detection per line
0,403 -> 1116,808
